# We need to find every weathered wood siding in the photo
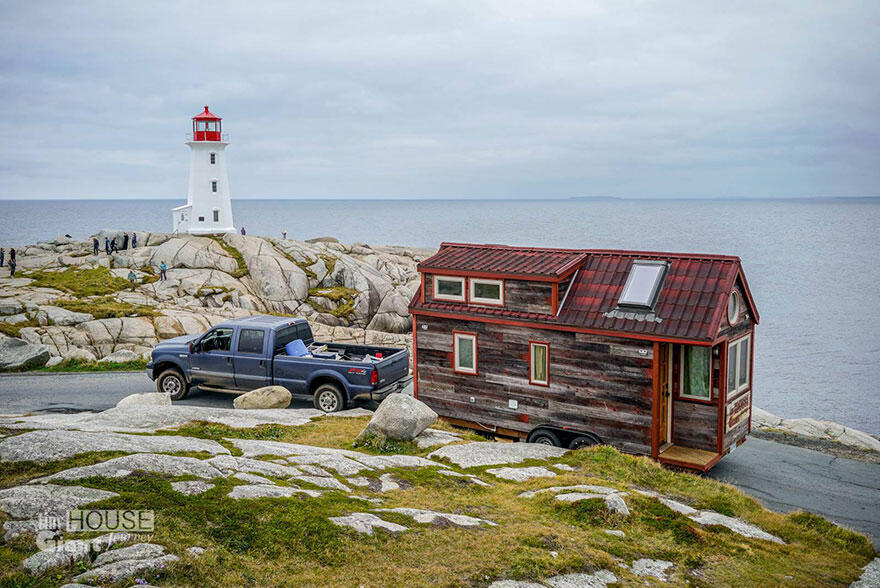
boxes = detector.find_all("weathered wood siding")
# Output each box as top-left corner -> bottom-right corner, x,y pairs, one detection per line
672,400 -> 718,452
425,273 -> 554,315
415,315 -> 655,455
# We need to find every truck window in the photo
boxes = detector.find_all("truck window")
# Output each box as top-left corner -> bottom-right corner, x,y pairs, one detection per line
274,325 -> 300,352
296,323 -> 314,346
238,329 -> 265,354
201,328 -> 233,352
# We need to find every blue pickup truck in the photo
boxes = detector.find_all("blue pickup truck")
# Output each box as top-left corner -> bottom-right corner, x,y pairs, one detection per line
146,315 -> 411,412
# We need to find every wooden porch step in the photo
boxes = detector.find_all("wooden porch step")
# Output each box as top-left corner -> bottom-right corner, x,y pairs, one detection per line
659,444 -> 721,471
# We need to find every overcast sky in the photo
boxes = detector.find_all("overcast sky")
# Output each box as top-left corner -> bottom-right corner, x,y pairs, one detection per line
0,1 -> 878,199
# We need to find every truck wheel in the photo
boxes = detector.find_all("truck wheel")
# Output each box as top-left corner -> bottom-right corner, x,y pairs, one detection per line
157,369 -> 188,401
527,429 -> 561,447
569,435 -> 599,450
313,382 -> 345,413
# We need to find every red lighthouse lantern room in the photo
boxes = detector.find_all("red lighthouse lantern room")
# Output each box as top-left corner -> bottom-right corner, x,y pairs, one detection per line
192,106 -> 222,141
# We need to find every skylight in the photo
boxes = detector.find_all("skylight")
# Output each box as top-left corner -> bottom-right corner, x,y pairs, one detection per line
618,260 -> 668,309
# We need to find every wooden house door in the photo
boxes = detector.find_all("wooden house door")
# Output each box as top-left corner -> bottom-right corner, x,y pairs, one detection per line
658,344 -> 671,447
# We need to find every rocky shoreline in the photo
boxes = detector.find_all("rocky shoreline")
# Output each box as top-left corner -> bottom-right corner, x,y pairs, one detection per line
1,232 -> 878,459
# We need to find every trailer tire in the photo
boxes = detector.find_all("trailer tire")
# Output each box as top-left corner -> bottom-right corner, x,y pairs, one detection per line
157,369 -> 188,401
569,435 -> 599,450
527,429 -> 561,447
313,382 -> 345,413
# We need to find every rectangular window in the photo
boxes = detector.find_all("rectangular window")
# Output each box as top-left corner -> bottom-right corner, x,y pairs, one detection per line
197,121 -> 207,131
433,275 -> 465,302
198,216 -> 205,222
210,153 -> 216,164
213,210 -> 219,222
211,181 -> 218,193
469,278 -> 504,306
619,260 -> 667,308
201,327 -> 233,352
680,345 -> 711,400
453,332 -> 477,375
727,335 -> 751,394
529,342 -> 549,386
237,329 -> 265,354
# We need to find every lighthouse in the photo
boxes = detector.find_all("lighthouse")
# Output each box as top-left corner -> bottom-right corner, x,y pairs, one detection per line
172,106 -> 236,234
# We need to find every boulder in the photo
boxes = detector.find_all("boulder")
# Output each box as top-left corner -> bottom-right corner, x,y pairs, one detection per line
0,337 -> 50,370
233,385 -> 292,410
358,393 -> 437,441
99,349 -> 141,363
36,305 -> 93,326
116,393 -> 172,408
63,347 -> 98,363
45,356 -> 64,368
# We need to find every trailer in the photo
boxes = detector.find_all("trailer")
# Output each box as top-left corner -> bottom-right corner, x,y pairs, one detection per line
409,242 -> 759,472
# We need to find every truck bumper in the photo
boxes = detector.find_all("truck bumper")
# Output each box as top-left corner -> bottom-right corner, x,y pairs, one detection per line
355,375 -> 413,403
145,362 -> 154,381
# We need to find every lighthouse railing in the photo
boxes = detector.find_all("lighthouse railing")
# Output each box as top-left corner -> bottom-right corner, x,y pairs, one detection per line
185,133 -> 230,141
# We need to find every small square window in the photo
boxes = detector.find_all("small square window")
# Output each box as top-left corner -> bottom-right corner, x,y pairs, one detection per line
469,278 -> 504,305
211,181 -> 218,193
198,216 -> 205,222
210,153 -> 216,165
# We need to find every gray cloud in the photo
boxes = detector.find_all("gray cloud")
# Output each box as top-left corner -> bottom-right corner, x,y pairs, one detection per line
0,0 -> 877,198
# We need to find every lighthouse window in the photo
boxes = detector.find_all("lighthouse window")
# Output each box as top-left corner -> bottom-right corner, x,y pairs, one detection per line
210,153 -> 216,165
211,181 -> 218,193
197,121 -> 207,131
213,210 -> 219,222
198,216 -> 205,222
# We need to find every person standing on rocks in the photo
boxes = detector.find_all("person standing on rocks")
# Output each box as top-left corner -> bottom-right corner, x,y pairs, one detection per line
131,233 -> 137,248
127,269 -> 137,291
0,247 -> 4,267
122,233 -> 129,250
9,248 -> 15,264
111,238 -> 118,254
240,227 -> 246,236
8,258 -> 15,278
104,237 -> 110,255
92,238 -> 99,255
159,261 -> 167,281
282,231 -> 287,239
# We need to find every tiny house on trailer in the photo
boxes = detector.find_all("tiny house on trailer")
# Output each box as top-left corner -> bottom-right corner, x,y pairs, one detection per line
409,242 -> 759,472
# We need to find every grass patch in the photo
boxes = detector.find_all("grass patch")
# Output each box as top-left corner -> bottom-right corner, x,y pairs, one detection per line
34,358 -> 147,373
0,420 -> 873,587
23,267 -> 130,297
318,253 -> 338,274
55,296 -> 159,319
209,236 -> 249,278
0,316 -> 39,338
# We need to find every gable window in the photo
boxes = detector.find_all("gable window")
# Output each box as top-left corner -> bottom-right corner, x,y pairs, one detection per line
727,291 -> 740,324
619,260 -> 668,309
680,345 -> 711,401
469,278 -> 504,306
211,180 -> 218,193
213,209 -> 219,222
453,332 -> 477,375
727,334 -> 751,394
210,153 -> 216,165
529,341 -> 549,386
434,275 -> 465,302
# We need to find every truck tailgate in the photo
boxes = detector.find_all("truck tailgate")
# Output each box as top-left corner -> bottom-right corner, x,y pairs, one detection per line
374,349 -> 409,387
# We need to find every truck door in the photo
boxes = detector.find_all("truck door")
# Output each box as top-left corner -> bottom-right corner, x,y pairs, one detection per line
234,328 -> 270,390
190,327 -> 236,389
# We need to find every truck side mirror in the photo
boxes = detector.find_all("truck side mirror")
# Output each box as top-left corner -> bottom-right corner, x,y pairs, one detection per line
189,342 -> 196,353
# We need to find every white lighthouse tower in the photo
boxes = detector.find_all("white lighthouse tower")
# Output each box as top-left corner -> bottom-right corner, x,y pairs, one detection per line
172,106 -> 236,234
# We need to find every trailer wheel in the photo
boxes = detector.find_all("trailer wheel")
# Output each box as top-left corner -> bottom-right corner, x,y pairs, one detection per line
569,435 -> 599,450
157,369 -> 188,401
313,382 -> 345,413
527,429 -> 561,447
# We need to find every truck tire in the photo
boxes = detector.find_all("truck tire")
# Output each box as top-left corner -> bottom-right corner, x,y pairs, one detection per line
313,382 -> 345,413
527,429 -> 561,447
157,369 -> 188,401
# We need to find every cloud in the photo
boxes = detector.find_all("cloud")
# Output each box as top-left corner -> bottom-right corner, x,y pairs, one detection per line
0,0 -> 877,198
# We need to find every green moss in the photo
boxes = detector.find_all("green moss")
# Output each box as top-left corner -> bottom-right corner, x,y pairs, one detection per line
55,296 -> 159,319
33,358 -> 148,373
23,266 -> 130,297
318,253 -> 338,274
0,316 -> 39,337
209,236 -> 249,278
307,286 -> 359,319
196,285 -> 232,297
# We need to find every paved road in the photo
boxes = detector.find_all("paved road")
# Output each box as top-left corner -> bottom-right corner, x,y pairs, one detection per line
2,371 -> 878,547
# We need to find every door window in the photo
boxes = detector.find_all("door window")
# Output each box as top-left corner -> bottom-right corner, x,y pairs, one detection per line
201,328 -> 233,352
680,345 -> 711,400
238,329 -> 265,354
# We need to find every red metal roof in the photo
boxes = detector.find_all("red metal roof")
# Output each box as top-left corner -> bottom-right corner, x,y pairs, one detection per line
411,244 -> 759,343
418,242 -> 587,279
193,105 -> 221,120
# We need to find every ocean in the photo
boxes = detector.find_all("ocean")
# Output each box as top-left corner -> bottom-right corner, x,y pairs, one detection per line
1,197 -> 878,434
